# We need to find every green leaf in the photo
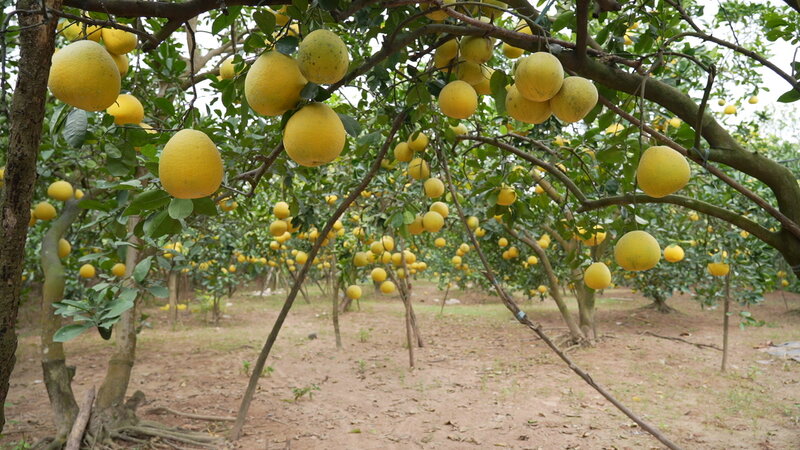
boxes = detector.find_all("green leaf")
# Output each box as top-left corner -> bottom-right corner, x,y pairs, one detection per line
292,0 -> 308,12
490,70 -> 508,115
338,114 -> 361,137
168,198 -> 194,220
300,82 -> 319,100
78,199 -> 112,212
53,323 -> 91,342
148,285 -> 169,298
102,290 -> 136,319
276,36 -> 299,55
144,210 -> 181,238
125,189 -> 171,216
319,0 -> 339,10
62,109 -> 88,148
192,197 -> 218,216
252,10 -> 276,35
777,88 -> 800,103
133,257 -> 152,283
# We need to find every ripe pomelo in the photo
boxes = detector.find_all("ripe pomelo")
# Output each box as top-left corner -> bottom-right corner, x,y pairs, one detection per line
245,51 -> 307,116
549,76 -> 598,123
48,40 -> 120,111
439,80 -> 478,119
297,29 -> 350,85
614,230 -> 660,271
515,52 -> 563,102
636,145 -> 691,198
159,129 -> 223,199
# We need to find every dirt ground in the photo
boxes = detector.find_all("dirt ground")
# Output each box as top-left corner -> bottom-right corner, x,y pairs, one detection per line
3,282 -> 800,449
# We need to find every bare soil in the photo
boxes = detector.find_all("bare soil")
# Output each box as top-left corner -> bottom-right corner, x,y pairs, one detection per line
3,282 -> 800,449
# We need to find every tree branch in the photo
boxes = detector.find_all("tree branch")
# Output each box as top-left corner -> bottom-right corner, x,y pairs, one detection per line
575,0 -> 589,62
62,0 -> 284,19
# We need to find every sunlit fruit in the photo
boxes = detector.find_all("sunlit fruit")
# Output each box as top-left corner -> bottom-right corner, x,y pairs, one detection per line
515,52 -> 564,102
111,263 -> 126,277
245,51 -> 307,116
663,244 -> 685,263
394,142 -> 413,162
407,132 -> 429,152
101,28 -> 137,54
614,230 -> 661,271
724,104 -> 736,114
584,262 -> 611,290
346,285 -> 362,299
439,80 -> 478,119
106,93 -> 144,125
380,280 -> 396,294
274,201 -> 290,219
577,226 -> 606,247
159,129 -> 223,199
459,36 -> 493,64
270,220 -> 288,236
424,177 -> 445,198
34,202 -> 57,220
408,158 -> 430,180
47,181 -> 74,201
371,267 -> 387,282
498,237 -> 508,247
79,264 -> 96,278
506,84 -> 552,124
297,29 -> 350,85
549,76 -> 598,123
422,211 -> 445,232
283,103 -> 346,167
430,201 -> 449,218
58,239 -> 71,258
496,186 -> 516,206
48,40 -> 120,111
219,56 -> 236,80
707,262 -> 730,277
636,145 -> 691,198
434,237 -> 446,247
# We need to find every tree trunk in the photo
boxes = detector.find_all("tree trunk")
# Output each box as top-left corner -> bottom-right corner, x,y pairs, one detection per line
92,216 -> 141,430
0,0 -> 62,432
404,295 -> 415,368
331,280 -> 342,349
574,282 -> 596,341
648,295 -> 676,313
168,271 -> 178,328
40,200 -> 81,443
721,273 -> 731,372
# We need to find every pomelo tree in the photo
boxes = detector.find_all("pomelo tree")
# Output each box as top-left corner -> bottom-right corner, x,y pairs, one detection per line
1,0 -> 799,447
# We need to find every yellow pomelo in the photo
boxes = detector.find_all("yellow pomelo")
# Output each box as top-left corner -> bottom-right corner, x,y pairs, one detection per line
506,84 -> 551,124
503,42 -> 524,59
450,123 -> 468,135
439,80 -> 478,119
408,158 -> 430,180
270,220 -> 288,236
296,251 -> 308,264
515,52 -> 564,102
424,177 -> 445,198
465,216 -> 478,230
109,52 -> 128,76
346,285 -> 362,299
408,215 -> 425,234
407,132 -> 428,152
434,39 -> 458,70
584,262 -> 611,290
59,21 -> 102,42
380,280 -> 396,294
455,60 -> 484,85
424,0 -> 456,20
111,263 -> 126,277
577,226 -> 606,247
537,285 -> 548,294
353,252 -> 369,266
370,241 -> 384,254
274,201 -> 290,219
498,237 -> 508,247
159,129 -> 223,199
371,267 -> 387,282
434,237 -> 446,247
527,255 -> 538,265
58,239 -> 71,258
382,236 -> 395,251
707,262 -> 730,277
271,6 -> 290,26
472,67 -> 493,96
479,0 -> 507,17
101,28 -> 137,55
451,255 -> 462,265
79,264 -> 96,278
283,103 -> 346,167
460,36 -> 493,64
47,181 -> 74,201
107,93 -> 144,125
245,51 -> 307,116
724,104 -> 736,114
430,201 -> 449,218
549,76 -> 598,123
636,145 -> 691,198
394,142 -> 413,162
34,202 -> 57,220
496,186 -> 516,206
422,211 -> 445,232
614,230 -> 660,271
297,29 -> 350,85
48,40 -> 120,111
219,57 -> 236,80
663,244 -> 685,263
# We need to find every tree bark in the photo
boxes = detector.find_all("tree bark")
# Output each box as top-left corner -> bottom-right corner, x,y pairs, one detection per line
574,282 -> 596,340
93,216 -> 141,427
331,279 -> 342,349
168,270 -> 178,328
721,273 -> 731,372
40,199 -> 81,443
0,0 -> 63,433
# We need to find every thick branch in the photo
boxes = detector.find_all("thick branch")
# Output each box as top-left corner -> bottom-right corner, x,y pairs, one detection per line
578,193 -> 779,248
62,0 -> 284,19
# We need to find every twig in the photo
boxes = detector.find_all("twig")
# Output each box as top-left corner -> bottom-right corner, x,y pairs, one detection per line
66,386 -> 95,450
641,331 -> 722,351
146,406 -> 236,422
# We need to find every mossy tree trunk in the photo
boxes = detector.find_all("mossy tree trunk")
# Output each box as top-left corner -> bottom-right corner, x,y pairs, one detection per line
0,0 -> 62,431
40,199 -> 81,445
